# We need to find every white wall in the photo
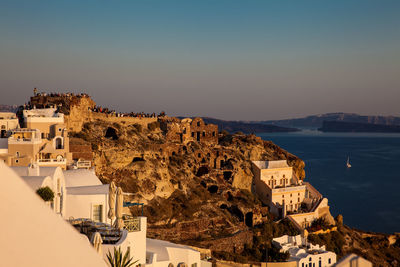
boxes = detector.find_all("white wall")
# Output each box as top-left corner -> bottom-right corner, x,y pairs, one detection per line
102,217 -> 147,266
65,193 -> 108,223
146,238 -> 201,267
297,251 -> 336,267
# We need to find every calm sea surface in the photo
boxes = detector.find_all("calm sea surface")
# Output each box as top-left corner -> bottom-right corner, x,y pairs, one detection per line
257,130 -> 400,234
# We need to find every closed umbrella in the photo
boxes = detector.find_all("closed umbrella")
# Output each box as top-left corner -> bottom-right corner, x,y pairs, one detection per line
108,181 -> 116,224
91,232 -> 103,255
115,187 -> 124,230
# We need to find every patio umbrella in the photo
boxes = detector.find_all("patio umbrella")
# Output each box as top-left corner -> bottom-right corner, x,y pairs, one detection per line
115,187 -> 124,230
91,232 -> 103,255
107,181 -> 116,224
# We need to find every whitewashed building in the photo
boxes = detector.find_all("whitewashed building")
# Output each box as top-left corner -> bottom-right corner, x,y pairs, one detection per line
10,164 -> 67,216
0,161 -> 108,267
333,253 -> 372,267
146,238 -> 202,267
272,235 -> 336,267
7,163 -> 204,267
63,169 -> 110,223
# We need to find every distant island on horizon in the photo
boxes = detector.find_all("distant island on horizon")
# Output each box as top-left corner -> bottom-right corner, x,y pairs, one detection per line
189,113 -> 400,134
261,112 -> 400,129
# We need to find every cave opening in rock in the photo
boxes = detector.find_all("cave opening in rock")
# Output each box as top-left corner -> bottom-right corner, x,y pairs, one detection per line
196,166 -> 209,177
132,157 -> 145,163
228,205 -> 244,222
245,212 -> 253,227
226,191 -> 233,201
105,127 -> 118,140
223,171 -> 232,181
207,185 -> 218,194
220,204 -> 228,209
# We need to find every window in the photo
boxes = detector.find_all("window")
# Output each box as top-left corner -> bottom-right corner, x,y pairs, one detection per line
191,263 -> 197,267
202,132 -> 205,137
212,132 -> 215,137
15,159 -> 19,163
197,121 -> 200,126
92,204 -> 103,222
55,137 -> 63,149
191,132 -> 195,137
282,195 -> 284,198
58,128 -> 62,132
16,151 -> 20,157
328,259 -> 331,264
302,264 -> 304,267
298,197 -> 300,202
290,193 -> 292,197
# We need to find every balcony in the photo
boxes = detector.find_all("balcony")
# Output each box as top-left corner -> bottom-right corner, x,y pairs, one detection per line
272,184 -> 306,193
76,160 -> 91,169
123,216 -> 141,232
37,158 -> 67,166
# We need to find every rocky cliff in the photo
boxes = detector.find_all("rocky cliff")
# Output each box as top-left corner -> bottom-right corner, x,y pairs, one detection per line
28,93 -> 400,265
72,117 -> 400,266
71,117 -> 304,252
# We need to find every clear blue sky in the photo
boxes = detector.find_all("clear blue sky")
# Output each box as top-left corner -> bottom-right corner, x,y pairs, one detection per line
1,0 -> 399,120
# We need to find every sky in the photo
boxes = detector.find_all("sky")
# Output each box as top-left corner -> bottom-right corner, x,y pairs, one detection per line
0,0 -> 399,120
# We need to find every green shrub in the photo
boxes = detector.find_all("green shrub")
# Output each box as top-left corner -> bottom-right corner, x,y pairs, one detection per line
36,186 -> 55,202
106,247 -> 137,267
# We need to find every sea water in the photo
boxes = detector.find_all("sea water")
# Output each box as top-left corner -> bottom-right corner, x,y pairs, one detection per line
258,130 -> 400,234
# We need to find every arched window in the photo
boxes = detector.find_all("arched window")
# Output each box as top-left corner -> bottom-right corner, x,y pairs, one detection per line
55,137 -> 63,149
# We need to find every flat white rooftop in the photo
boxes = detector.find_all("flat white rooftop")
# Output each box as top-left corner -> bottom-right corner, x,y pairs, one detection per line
252,160 -> 290,169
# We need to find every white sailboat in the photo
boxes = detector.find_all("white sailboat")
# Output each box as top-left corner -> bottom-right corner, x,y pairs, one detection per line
346,156 -> 352,168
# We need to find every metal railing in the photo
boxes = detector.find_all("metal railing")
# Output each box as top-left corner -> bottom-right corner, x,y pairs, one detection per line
37,158 -> 66,163
76,160 -> 91,168
123,217 -> 141,232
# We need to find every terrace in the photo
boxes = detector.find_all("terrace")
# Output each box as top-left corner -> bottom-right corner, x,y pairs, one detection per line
68,215 -> 141,244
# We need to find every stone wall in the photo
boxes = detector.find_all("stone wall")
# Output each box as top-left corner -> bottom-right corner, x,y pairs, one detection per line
200,230 -> 253,254
161,117 -> 218,145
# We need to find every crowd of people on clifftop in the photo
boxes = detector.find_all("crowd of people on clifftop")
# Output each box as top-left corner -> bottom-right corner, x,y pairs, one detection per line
33,89 -> 90,99
28,89 -> 166,118
89,106 -> 165,118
